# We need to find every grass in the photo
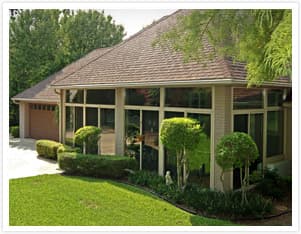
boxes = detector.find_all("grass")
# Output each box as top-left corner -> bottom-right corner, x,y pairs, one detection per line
9,174 -> 234,226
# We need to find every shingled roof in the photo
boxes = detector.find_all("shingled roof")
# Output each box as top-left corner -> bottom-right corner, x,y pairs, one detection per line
12,47 -> 112,102
14,9 -> 290,102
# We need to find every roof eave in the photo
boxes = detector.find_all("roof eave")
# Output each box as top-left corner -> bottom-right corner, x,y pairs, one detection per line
11,98 -> 59,104
50,78 -> 292,89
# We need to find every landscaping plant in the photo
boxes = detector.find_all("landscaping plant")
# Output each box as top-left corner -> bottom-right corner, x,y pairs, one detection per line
160,117 -> 202,190
216,132 -> 259,204
36,139 -> 62,160
10,126 -> 19,138
74,126 -> 101,154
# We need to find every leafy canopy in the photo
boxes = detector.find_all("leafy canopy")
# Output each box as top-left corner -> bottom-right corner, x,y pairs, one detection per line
155,9 -> 291,86
216,132 -> 259,171
9,9 -> 125,125
160,117 -> 202,152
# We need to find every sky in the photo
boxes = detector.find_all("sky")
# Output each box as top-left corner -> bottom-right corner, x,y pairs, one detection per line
102,9 -> 176,39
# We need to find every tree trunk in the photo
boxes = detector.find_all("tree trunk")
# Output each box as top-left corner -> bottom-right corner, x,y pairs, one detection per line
176,152 -> 183,189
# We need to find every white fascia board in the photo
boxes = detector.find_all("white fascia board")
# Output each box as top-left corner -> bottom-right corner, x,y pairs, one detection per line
11,98 -> 59,104
50,78 -> 292,89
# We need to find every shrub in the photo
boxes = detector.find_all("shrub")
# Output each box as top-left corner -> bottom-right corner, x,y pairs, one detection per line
183,185 -> 272,218
36,140 -> 62,160
58,152 -> 138,179
57,144 -> 81,154
160,117 -> 202,189
254,168 -> 291,199
74,126 -> 101,154
216,132 -> 259,203
10,126 -> 19,138
128,170 -> 184,203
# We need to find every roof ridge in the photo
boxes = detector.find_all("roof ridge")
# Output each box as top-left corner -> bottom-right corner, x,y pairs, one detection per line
51,9 -> 180,87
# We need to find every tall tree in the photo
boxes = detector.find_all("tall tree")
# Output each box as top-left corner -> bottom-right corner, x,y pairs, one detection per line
9,9 -> 125,125
61,10 -> 124,63
9,9 -> 62,125
155,9 -> 292,85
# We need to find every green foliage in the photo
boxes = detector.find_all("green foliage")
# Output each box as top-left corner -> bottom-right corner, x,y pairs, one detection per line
216,132 -> 259,203
57,144 -> 81,154
160,118 -> 202,151
129,170 -> 272,218
155,9 -> 291,85
183,185 -> 272,218
160,117 -> 203,189
74,126 -> 101,154
254,168 -> 292,199
58,152 -> 138,179
216,132 -> 259,171
9,9 -> 125,125
60,10 -> 125,63
36,139 -> 62,160
10,126 -> 19,138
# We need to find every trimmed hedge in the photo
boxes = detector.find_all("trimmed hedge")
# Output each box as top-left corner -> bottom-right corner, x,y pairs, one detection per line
58,152 -> 138,179
36,140 -> 62,160
57,144 -> 81,154
10,126 -> 19,138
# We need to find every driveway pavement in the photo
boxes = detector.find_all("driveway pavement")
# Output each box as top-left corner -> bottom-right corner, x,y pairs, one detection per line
8,138 -> 62,179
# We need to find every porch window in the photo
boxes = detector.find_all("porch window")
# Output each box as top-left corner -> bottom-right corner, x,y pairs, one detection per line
268,89 -> 284,107
233,88 -> 263,109
86,89 -> 115,105
267,111 -> 283,157
65,106 -> 83,146
65,89 -> 84,103
165,87 -> 211,109
125,88 -> 160,106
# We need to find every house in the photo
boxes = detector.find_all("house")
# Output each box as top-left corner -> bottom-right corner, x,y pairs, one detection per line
12,10 -> 292,191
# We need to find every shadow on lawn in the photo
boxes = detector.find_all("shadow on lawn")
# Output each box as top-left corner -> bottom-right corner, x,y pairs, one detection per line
60,174 -> 164,202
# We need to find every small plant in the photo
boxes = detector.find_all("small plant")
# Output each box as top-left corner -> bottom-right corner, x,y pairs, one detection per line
10,126 -> 19,138
74,126 -> 101,154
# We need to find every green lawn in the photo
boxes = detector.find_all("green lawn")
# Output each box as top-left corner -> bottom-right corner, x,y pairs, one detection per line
9,174 -> 233,226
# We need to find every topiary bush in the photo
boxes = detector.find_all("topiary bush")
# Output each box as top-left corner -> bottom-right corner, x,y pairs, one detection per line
216,132 -> 259,203
36,140 -> 62,160
10,126 -> 20,138
160,117 -> 203,189
74,126 -> 101,154
58,152 -> 138,179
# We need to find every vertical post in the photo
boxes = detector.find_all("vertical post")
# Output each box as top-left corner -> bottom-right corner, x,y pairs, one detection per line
262,88 -> 267,169
19,102 -> 25,138
61,89 -> 66,144
211,86 -> 232,191
115,88 -> 125,155
158,87 -> 165,176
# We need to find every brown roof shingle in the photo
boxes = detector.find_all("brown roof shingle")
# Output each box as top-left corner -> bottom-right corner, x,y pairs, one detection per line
12,47 -> 112,102
51,10 -> 244,88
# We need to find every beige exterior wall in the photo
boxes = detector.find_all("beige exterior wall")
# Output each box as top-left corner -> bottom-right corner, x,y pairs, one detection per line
211,86 -> 232,191
19,102 -> 30,138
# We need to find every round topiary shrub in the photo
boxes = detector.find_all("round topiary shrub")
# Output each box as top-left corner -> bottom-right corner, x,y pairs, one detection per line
74,126 -> 101,154
160,117 -> 202,189
216,132 -> 259,203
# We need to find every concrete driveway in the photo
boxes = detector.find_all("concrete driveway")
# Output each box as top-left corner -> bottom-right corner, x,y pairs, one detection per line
8,138 -> 62,179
